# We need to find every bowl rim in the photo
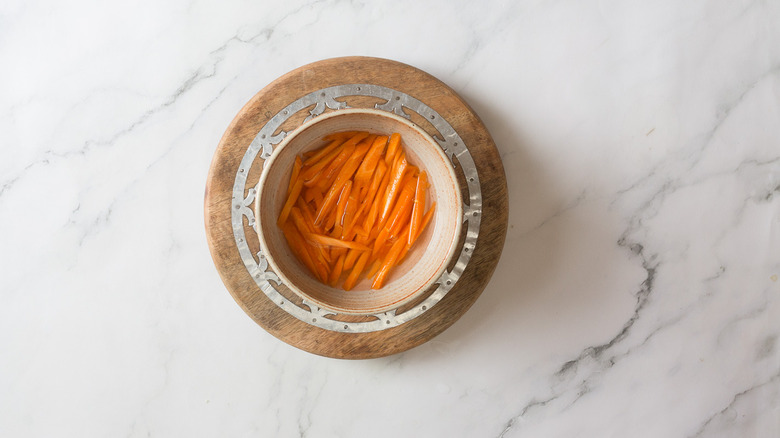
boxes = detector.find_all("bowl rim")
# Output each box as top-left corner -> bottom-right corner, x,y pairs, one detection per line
255,107 -> 463,315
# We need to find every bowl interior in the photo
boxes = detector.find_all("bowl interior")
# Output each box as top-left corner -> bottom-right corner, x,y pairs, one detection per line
256,108 -> 462,315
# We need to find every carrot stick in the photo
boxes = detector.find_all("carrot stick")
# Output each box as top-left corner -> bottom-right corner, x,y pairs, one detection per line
385,133 -> 401,165
371,236 -> 406,289
282,223 -> 319,279
408,202 -> 436,247
354,160 -> 386,217
353,135 -> 387,194
333,180 -> 352,236
277,177 -> 303,227
303,140 -> 353,183
372,227 -> 390,257
304,138 -> 346,167
304,233 -> 370,251
302,186 -> 316,204
384,177 -> 417,236
365,258 -> 382,279
378,153 -> 408,225
331,247 -> 348,259
344,251 -> 370,291
290,207 -> 313,235
409,171 -> 427,244
328,253 -> 346,287
288,156 -> 302,196
307,244 -> 330,281
312,191 -> 324,210
296,197 -> 321,234
343,248 -> 361,270
341,190 -> 360,239
364,160 -> 391,231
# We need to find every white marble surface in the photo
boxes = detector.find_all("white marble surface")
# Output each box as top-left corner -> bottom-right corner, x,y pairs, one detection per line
1,0 -> 778,436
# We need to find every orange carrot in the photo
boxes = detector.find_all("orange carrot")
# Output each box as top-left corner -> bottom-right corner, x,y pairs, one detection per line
301,144 -> 343,182
364,160 -> 391,231
307,140 -> 354,185
409,171 -> 427,244
288,156 -> 302,195
408,202 -> 435,247
296,197 -> 321,234
290,207 -> 313,235
341,190 -> 360,239
304,232 -> 370,251
385,133 -> 400,165
308,244 -> 330,281
312,191 -> 324,210
344,251 -> 370,291
304,135 -> 354,167
378,153 -> 408,225
371,235 -> 407,289
328,253 -> 346,287
302,186 -> 316,204
333,180 -> 352,236
282,223 -> 319,279
343,248 -> 360,270
353,160 -> 386,219
384,176 -> 417,236
277,177 -> 303,227
353,135 -> 387,194
365,258 -> 382,279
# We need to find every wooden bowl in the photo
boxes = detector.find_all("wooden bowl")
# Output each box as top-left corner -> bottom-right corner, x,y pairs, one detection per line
255,108 -> 462,315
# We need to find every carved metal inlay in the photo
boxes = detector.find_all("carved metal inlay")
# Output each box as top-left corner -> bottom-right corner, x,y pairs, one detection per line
231,84 -> 482,333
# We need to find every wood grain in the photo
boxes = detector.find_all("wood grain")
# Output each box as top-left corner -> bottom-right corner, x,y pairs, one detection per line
204,57 -> 508,359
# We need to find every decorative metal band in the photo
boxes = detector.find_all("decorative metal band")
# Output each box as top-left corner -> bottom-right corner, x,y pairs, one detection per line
231,84 -> 482,333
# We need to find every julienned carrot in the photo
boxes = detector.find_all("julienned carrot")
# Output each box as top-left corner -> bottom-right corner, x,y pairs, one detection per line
277,130 -> 435,290
333,181 -> 352,237
385,177 -> 417,236
309,245 -> 330,281
304,232 -> 370,251
371,232 -> 407,289
353,135 -> 387,195
282,223 -> 319,280
344,251 -> 370,290
409,171 -> 427,244
289,207 -> 313,235
364,160 -> 391,231
296,197 -> 321,234
378,153 -> 408,225
310,141 -> 355,186
341,191 -> 360,239
350,160 -> 387,231
408,202 -> 436,247
288,156 -> 302,195
304,137 -> 346,167
365,258 -> 383,280
343,247 -> 361,270
301,143 -> 344,182
277,178 -> 303,227
328,253 -> 345,287
385,133 -> 400,165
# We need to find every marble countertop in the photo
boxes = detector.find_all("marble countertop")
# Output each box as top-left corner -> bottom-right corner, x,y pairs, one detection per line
2,0 -> 778,436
